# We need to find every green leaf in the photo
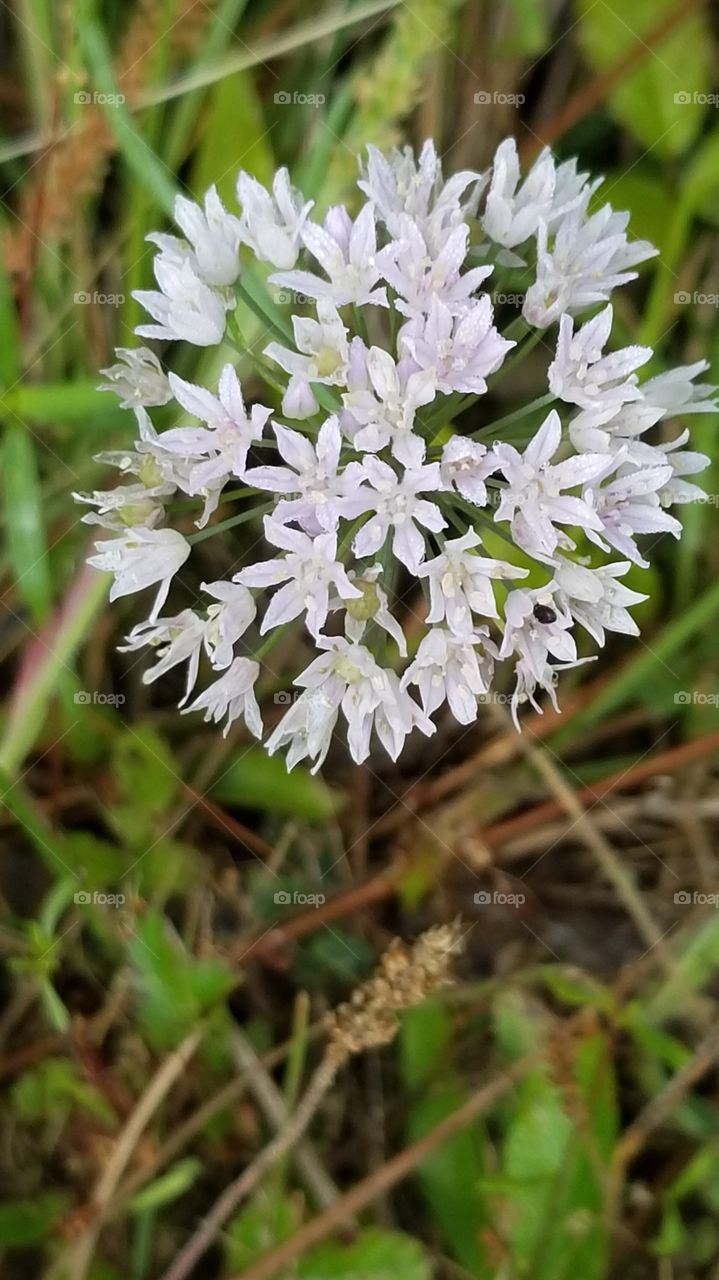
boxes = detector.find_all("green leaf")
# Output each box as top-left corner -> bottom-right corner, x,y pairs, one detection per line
502,0 -> 550,54
294,927 -> 375,992
3,381 -> 127,425
109,725 -> 181,845
11,1058 -> 115,1126
646,912 -> 719,1022
0,1194 -> 68,1247
399,998 -> 453,1091
535,968 -> 614,1015
226,1191 -> 300,1270
686,127 -> 719,226
129,1159 -> 202,1213
550,576 -> 719,746
654,1203 -> 687,1256
190,71 -> 274,205
163,0 -> 252,172
130,911 -> 233,1046
298,1227 -> 431,1280
3,423 -> 51,623
406,1085 -> 489,1275
64,831 -> 127,891
576,0 -> 712,157
210,748 -> 342,822
492,995 -> 612,1280
593,171 -> 669,254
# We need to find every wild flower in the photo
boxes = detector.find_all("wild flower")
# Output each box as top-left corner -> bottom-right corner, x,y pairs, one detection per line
81,138 -> 715,767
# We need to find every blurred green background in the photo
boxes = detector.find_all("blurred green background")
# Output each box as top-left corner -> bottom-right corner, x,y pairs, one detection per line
1,0 -> 719,1277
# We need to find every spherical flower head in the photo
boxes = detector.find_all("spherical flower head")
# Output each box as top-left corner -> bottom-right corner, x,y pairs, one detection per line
85,136 -> 713,769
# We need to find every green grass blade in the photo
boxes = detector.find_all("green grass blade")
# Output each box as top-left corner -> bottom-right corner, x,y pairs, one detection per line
3,423 -> 52,624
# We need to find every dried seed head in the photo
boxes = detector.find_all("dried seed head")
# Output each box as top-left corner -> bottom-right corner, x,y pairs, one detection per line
327,920 -> 464,1059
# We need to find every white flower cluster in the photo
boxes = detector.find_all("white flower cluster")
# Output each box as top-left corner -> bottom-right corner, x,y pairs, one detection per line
79,139 -> 715,772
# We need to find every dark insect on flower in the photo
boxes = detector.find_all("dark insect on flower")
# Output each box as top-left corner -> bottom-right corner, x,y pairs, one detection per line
533,603 -> 557,624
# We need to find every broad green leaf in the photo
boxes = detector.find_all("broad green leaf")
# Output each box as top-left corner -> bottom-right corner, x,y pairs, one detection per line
399,998 -> 453,1091
298,1227 -> 431,1280
210,748 -> 342,821
492,994 -> 613,1280
190,70 -> 274,205
109,725 -> 181,845
130,910 -> 233,1046
576,0 -> 712,157
226,1191 -> 300,1270
294,927 -> 375,992
0,1194 -> 68,1247
64,831 -> 127,891
576,1032 -> 619,1163
407,1085 -> 489,1275
501,1070 -> 603,1280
